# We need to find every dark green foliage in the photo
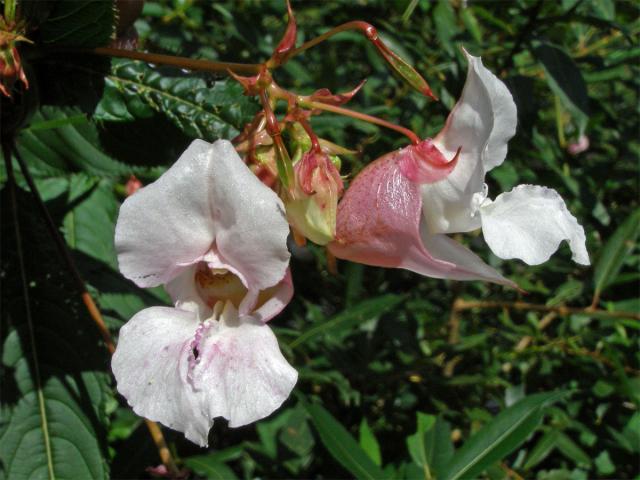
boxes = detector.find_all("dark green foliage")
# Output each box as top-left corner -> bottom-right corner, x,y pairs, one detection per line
1,0 -> 638,479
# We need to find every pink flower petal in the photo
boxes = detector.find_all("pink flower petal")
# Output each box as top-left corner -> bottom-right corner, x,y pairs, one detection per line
329,152 -> 456,278
329,150 -> 514,286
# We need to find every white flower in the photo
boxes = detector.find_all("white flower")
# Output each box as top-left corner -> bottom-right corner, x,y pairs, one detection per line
112,139 -> 297,446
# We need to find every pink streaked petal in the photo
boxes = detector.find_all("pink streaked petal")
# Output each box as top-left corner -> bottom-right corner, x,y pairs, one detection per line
115,140 -> 218,288
112,304 -> 298,447
111,307 -> 211,446
193,303 -> 298,429
329,152 -> 456,276
419,227 -> 516,287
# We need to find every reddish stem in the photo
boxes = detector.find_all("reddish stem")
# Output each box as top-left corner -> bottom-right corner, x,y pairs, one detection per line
307,100 -> 420,145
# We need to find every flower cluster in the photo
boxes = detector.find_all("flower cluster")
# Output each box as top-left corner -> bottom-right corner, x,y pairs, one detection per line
112,15 -> 588,447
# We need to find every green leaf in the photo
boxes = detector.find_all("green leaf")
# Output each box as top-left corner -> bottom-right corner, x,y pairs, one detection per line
289,294 -> 404,349
406,412 -> 436,474
63,175 -> 119,267
533,43 -> 590,131
441,391 -> 566,480
523,429 -> 560,470
17,107 -> 144,177
39,0 -> 115,47
555,432 -> 592,466
279,404 -> 315,456
95,60 -> 259,141
0,186 -> 111,480
183,456 -> 238,480
305,403 -> 386,480
359,419 -> 382,466
593,208 -> 640,301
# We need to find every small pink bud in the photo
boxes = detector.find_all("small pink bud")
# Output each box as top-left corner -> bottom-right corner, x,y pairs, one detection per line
285,150 -> 344,245
567,135 -> 589,156
125,175 -> 143,196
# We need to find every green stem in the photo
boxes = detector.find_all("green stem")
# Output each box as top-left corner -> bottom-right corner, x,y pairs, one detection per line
3,143 -> 55,480
306,100 -> 420,145
4,0 -> 16,23
554,95 -> 566,148
89,47 -> 262,75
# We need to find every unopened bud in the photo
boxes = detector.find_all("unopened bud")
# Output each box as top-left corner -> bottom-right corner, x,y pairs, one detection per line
125,175 -> 143,196
373,36 -> 436,100
285,150 -> 344,245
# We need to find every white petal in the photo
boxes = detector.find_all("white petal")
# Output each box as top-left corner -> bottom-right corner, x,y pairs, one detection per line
480,184 -> 590,265
207,141 -> 291,292
111,307 -> 212,445
252,269 -> 294,323
420,227 -> 516,287
422,51 -> 517,234
115,140 -> 217,287
115,139 -> 290,292
194,303 -> 298,429
111,304 -> 298,447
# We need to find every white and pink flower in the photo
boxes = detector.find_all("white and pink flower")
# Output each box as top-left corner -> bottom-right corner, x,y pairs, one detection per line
112,139 -> 297,447
330,51 -> 589,284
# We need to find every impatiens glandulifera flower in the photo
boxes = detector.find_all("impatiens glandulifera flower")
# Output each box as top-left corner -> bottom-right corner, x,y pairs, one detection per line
328,139 -> 513,284
330,51 -> 588,285
112,139 -> 297,446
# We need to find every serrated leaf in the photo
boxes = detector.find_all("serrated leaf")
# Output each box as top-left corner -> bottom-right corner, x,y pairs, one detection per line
63,175 -> 119,268
38,0 -> 115,47
441,391 -> 566,480
593,208 -> 640,301
289,294 -> 404,349
0,186 -> 111,480
95,60 -> 259,141
16,107 -> 144,177
305,403 -> 386,480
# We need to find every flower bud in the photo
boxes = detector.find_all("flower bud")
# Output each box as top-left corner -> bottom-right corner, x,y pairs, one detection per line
0,44 -> 28,98
285,149 -> 344,245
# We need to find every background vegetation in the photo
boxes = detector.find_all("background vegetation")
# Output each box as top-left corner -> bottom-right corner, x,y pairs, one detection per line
1,0 -> 638,478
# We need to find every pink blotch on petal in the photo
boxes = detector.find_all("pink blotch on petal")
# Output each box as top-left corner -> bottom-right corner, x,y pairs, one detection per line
397,139 -> 459,184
